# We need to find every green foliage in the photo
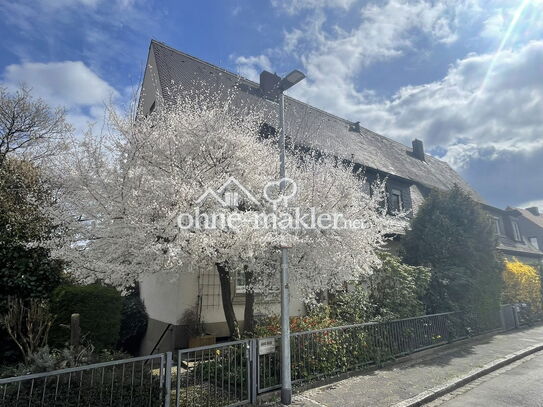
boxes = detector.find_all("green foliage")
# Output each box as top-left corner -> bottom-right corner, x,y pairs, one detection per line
367,252 -> 431,320
0,158 -> 64,302
0,159 -> 64,363
330,253 -> 430,323
254,307 -> 338,337
50,284 -> 122,351
0,245 -> 63,301
402,185 -> 502,314
118,287 -> 148,355
331,284 -> 370,324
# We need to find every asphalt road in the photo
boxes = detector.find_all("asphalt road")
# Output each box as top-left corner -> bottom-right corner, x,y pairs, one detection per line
428,351 -> 543,407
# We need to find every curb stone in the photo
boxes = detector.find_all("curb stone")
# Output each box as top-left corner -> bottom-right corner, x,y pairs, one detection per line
392,343 -> 543,407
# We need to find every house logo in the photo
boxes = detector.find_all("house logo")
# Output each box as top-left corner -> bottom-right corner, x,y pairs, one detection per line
195,176 -> 261,208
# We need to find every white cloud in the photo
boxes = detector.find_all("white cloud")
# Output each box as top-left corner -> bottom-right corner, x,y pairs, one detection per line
3,61 -> 118,107
271,0 -> 356,15
517,200 -> 543,211
248,0 -> 543,206
367,40 -> 543,153
234,55 -> 273,82
481,10 -> 506,38
2,61 -> 119,135
281,0 -> 462,117
318,39 -> 543,207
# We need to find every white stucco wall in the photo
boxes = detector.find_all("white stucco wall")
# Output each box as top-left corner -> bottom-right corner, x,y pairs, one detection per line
140,267 -> 307,336
140,271 -> 198,325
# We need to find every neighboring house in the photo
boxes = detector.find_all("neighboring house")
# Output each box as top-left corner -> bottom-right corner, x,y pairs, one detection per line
483,204 -> 543,267
136,40 -> 488,354
505,206 -> 543,266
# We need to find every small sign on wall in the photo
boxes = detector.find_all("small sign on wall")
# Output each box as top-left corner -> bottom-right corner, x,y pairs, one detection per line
258,338 -> 276,355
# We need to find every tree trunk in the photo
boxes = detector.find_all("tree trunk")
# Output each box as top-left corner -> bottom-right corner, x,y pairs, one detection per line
243,267 -> 255,337
216,262 -> 240,339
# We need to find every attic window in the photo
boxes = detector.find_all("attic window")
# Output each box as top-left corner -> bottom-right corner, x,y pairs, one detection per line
511,219 -> 521,241
492,216 -> 504,236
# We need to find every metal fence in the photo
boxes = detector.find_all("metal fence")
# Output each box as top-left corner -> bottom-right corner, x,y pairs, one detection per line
174,340 -> 251,407
0,308 -> 507,407
0,353 -> 168,407
256,311 -> 469,392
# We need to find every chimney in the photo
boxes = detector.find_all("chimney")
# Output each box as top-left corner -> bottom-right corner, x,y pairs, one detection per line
412,139 -> 425,161
349,121 -> 361,132
526,206 -> 540,216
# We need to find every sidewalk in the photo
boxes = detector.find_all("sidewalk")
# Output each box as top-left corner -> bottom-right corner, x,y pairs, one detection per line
269,324 -> 543,407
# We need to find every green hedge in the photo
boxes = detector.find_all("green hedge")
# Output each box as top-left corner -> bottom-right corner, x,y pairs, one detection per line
50,284 -> 122,350
119,292 -> 148,355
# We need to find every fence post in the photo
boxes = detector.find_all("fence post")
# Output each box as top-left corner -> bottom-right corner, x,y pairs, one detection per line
513,304 -> 521,329
164,352 -> 173,407
499,306 -> 506,331
249,339 -> 258,404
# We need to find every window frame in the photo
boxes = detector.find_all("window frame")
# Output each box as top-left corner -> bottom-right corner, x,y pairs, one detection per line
235,271 -> 247,294
388,188 -> 403,214
492,216 -> 504,236
511,219 -> 522,241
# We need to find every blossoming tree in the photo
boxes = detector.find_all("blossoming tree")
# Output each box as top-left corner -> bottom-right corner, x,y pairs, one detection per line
51,88 -> 405,338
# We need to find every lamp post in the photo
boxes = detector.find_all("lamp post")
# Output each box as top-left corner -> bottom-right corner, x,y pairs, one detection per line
259,69 -> 305,405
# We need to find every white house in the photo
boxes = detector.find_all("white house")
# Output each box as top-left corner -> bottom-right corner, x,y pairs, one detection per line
136,40 -> 499,354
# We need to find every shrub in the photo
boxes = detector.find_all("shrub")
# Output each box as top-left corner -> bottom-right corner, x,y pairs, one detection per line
254,307 -> 338,337
367,253 -> 431,320
329,253 -> 430,324
330,283 -> 370,324
402,185 -> 502,314
503,259 -> 543,317
50,284 -> 122,350
118,288 -> 148,355
1,298 -> 53,362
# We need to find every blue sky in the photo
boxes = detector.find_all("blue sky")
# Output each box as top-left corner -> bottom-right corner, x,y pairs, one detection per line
0,0 -> 542,209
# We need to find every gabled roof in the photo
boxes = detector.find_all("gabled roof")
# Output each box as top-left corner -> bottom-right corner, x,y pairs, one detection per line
144,40 -> 483,202
509,207 -> 543,229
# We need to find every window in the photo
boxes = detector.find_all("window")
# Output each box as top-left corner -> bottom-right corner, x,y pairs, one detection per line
388,188 -> 403,214
235,272 -> 247,294
512,220 -> 521,241
149,101 -> 156,114
492,217 -> 504,236
529,237 -> 540,250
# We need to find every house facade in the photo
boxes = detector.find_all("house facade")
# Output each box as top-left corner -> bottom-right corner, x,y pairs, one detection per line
502,206 -> 543,267
136,40 -> 529,354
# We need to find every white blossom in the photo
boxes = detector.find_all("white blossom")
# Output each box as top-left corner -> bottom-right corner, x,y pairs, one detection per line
49,86 -> 406,300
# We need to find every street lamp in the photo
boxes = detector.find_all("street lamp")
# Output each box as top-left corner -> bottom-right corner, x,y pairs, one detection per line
259,69 -> 306,405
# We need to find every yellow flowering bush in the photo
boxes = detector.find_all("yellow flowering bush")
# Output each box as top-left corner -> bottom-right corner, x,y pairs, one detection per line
502,259 -> 543,315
